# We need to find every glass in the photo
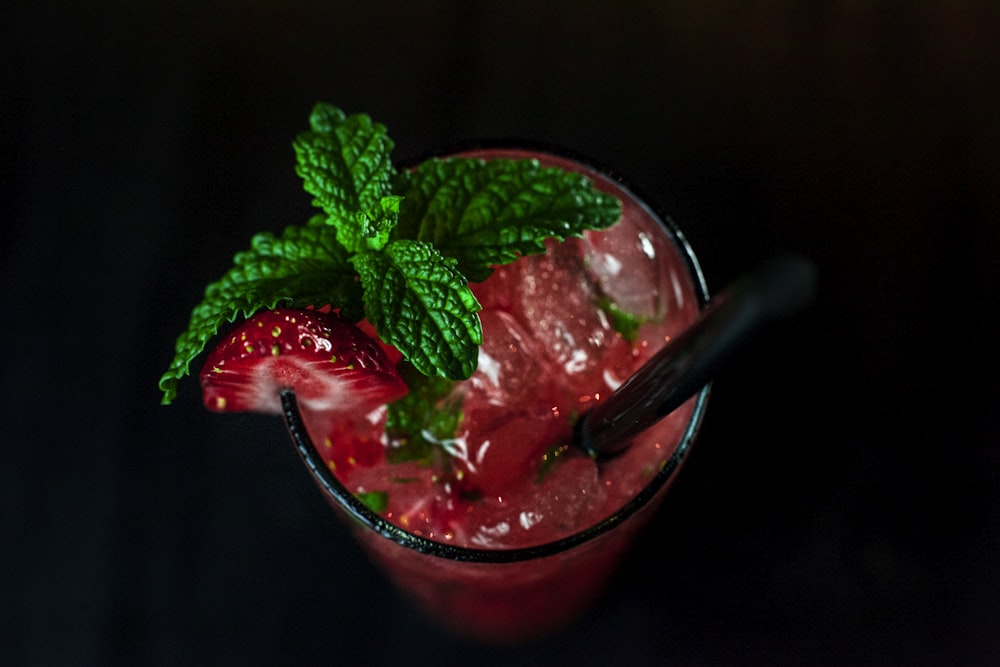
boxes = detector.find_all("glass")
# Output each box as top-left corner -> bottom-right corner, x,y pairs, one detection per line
281,145 -> 710,643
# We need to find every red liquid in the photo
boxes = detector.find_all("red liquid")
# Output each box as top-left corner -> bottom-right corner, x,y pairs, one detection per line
298,148 -> 707,642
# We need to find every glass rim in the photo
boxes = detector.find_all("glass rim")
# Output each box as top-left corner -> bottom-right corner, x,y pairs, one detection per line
281,142 -> 711,564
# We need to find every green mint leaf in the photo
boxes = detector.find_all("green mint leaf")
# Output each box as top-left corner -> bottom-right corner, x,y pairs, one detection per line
385,362 -> 464,464
537,442 -> 572,483
334,194 -> 403,254
158,216 -> 363,404
599,298 -> 645,343
356,490 -> 388,513
293,102 -> 396,225
393,157 -> 621,281
352,239 -> 482,381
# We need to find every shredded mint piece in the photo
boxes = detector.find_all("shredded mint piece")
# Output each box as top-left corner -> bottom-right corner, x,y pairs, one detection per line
599,298 -> 645,343
356,490 -> 388,513
353,240 -> 482,380
385,363 -> 464,464
158,216 -> 362,404
536,442 -> 572,483
394,157 -> 621,281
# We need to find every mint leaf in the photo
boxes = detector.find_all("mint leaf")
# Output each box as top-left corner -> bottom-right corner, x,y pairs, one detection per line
385,362 -> 464,464
158,216 -> 362,404
353,239 -> 482,380
393,157 -> 621,281
293,103 -> 396,220
599,298 -> 645,343
356,490 -> 388,513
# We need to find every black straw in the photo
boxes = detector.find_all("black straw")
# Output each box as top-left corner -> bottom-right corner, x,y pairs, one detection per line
574,255 -> 817,460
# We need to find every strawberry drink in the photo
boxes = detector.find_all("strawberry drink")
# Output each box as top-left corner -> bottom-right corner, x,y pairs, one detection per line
161,106 -> 709,643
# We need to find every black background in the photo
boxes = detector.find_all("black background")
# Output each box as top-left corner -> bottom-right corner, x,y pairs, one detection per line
4,2 -> 998,664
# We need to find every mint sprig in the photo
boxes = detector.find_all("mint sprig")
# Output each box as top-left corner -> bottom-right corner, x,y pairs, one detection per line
159,103 -> 621,405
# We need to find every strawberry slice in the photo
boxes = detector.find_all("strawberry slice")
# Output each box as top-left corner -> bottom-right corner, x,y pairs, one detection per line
200,308 -> 408,415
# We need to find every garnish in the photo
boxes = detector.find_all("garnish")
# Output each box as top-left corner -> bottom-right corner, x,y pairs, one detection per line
198,308 -> 406,415
160,103 -> 620,404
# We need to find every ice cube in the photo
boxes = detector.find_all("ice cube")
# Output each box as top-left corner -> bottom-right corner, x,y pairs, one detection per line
463,453 -> 607,548
470,262 -> 520,312
466,309 -> 557,409
453,406 -> 569,497
504,238 -> 619,382
526,455 -> 606,535
581,221 -> 673,321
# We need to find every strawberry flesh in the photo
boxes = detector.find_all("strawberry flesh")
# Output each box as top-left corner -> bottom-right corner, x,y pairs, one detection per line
200,309 -> 407,416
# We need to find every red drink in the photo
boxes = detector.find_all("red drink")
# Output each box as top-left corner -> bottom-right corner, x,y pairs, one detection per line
283,147 -> 709,642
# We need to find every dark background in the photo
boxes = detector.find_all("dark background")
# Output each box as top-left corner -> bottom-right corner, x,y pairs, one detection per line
3,2 -> 998,664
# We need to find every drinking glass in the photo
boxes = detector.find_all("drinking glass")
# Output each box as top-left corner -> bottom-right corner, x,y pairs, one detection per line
281,145 -> 710,643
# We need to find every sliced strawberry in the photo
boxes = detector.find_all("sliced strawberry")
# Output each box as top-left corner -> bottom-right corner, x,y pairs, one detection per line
200,308 -> 408,415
